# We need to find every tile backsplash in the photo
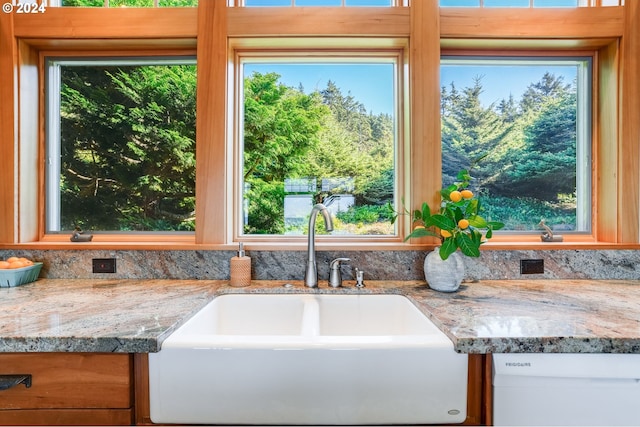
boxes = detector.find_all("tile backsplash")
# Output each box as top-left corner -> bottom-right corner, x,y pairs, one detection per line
1,248 -> 639,281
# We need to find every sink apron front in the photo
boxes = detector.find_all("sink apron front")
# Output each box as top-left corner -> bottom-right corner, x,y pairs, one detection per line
148,294 -> 468,425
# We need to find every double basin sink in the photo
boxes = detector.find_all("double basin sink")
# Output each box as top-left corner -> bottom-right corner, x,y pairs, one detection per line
148,293 -> 468,425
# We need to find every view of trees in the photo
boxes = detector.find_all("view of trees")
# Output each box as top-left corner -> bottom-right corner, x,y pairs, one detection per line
441,71 -> 579,231
61,0 -> 198,6
57,63 -> 197,231
55,56 -> 579,235
242,73 -> 395,235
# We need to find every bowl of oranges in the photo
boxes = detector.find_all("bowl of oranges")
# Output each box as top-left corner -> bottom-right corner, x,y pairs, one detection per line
0,257 -> 43,287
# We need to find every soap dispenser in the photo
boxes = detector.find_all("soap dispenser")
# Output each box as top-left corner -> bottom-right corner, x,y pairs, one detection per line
230,242 -> 251,287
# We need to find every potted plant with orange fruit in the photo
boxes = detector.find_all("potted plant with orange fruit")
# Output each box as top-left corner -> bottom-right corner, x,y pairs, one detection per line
390,168 -> 504,292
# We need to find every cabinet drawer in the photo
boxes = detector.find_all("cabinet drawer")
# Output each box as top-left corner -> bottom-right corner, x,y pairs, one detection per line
0,353 -> 132,410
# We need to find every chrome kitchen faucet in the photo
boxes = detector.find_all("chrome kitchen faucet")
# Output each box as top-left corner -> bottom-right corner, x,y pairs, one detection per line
304,203 -> 333,288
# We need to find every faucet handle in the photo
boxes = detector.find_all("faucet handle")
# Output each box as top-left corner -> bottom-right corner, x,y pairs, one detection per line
329,258 -> 350,288
330,257 -> 350,269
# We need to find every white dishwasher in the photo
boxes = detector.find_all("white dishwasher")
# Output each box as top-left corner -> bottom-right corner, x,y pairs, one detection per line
493,353 -> 640,426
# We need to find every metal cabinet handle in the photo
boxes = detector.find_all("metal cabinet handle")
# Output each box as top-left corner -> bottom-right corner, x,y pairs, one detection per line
0,374 -> 32,391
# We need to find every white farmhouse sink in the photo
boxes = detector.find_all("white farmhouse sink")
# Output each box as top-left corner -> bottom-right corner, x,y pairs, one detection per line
148,294 -> 468,425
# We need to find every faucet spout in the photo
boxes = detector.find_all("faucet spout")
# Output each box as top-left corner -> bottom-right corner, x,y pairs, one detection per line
304,203 -> 334,288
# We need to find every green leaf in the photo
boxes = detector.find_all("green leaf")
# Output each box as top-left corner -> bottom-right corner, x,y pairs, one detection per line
487,221 -> 505,230
429,214 -> 456,230
420,202 -> 432,223
439,238 -> 457,260
456,232 -> 480,257
456,169 -> 470,182
386,202 -> 398,224
471,228 -> 483,246
404,227 -> 439,242
452,206 -> 465,222
485,228 -> 493,239
465,199 -> 479,216
468,214 -> 488,228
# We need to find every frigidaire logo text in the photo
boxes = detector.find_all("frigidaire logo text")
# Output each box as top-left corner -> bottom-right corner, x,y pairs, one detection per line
505,362 -> 532,367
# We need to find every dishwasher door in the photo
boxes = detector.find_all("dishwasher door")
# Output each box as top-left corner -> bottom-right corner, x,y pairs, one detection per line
493,353 -> 640,426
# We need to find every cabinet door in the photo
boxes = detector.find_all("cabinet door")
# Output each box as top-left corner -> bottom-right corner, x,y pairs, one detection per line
0,353 -> 133,425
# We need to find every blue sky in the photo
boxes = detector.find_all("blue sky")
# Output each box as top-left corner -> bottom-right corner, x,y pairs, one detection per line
441,64 -> 578,106
241,0 -> 589,111
244,62 -> 578,115
244,63 -> 395,115
440,0 -> 579,6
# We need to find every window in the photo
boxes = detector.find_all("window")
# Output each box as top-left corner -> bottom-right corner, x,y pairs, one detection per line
236,51 -> 402,237
57,0 -> 198,6
45,57 -> 197,233
440,56 -> 592,233
439,0 -> 622,6
243,0 -> 394,6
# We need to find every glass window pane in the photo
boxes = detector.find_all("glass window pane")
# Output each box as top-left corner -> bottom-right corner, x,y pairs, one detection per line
439,0 -> 588,5
46,59 -> 197,232
439,0 -> 480,6
109,0 -> 154,6
484,0 -> 529,6
295,0 -> 342,5
159,0 -> 198,6
440,58 -> 591,233
533,0 -> 579,6
61,0 -> 198,6
346,0 -> 392,5
61,0 -> 103,6
245,0 -> 292,5
241,61 -> 396,236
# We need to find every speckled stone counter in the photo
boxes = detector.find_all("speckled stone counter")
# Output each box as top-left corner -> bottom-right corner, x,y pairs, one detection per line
1,278 -> 639,354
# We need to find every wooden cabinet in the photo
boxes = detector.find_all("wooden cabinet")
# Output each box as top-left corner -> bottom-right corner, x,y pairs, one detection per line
0,352 -> 490,426
0,353 -> 134,425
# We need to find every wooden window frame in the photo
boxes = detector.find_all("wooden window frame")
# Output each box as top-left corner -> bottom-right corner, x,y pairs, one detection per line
41,52 -> 198,237
0,3 -> 638,251
229,40 -> 409,244
438,50 -> 596,242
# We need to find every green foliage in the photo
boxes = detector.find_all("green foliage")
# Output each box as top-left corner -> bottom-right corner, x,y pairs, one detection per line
336,204 -> 393,225
478,194 -> 576,231
62,0 -> 197,6
242,72 -> 330,234
244,72 -> 329,182
243,180 -> 286,235
57,56 -> 578,235
391,168 -> 504,260
441,71 -> 579,230
59,64 -> 196,231
441,77 -> 514,186
242,72 -> 395,235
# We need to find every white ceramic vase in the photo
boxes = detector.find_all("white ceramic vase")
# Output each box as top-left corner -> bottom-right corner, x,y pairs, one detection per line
423,247 -> 465,292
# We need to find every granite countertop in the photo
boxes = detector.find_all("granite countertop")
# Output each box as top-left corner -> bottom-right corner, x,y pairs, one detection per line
1,278 -> 639,354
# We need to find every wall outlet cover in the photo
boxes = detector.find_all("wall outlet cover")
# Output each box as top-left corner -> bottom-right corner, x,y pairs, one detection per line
93,258 -> 116,274
520,259 -> 544,275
